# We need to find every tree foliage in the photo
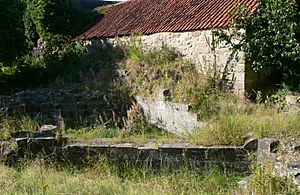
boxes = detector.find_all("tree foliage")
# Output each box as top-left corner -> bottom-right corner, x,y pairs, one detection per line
216,0 -> 300,89
0,0 -> 26,63
0,0 -> 98,62
0,0 -> 100,93
24,0 -> 90,39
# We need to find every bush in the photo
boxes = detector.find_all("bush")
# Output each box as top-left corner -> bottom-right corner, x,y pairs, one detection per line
0,0 -> 103,92
216,0 -> 300,89
0,41 -> 87,93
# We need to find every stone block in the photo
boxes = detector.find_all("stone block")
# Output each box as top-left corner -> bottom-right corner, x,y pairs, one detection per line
243,138 -> 258,152
206,148 -> 238,162
136,96 -> 203,133
257,138 -> 279,164
235,72 -> 245,82
233,82 -> 245,90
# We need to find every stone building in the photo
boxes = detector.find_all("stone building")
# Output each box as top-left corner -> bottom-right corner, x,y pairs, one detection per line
75,0 -> 261,132
76,0 -> 259,95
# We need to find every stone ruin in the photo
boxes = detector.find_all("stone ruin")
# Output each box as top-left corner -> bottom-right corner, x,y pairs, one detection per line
2,126 -> 300,189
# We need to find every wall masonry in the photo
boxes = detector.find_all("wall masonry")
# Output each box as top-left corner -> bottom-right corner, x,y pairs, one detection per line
84,30 -> 246,132
87,29 -> 245,94
136,96 -> 203,134
1,130 -> 257,173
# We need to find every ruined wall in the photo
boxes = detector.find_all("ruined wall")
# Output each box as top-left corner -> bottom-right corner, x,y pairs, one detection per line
136,96 -> 203,134
87,29 -> 245,94
0,87 -> 131,127
1,130 -> 256,173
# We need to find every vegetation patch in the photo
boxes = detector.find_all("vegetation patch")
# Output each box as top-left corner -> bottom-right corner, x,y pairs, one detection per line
120,38 -> 224,115
0,158 -> 241,194
0,157 -> 298,194
216,0 -> 300,89
0,112 -> 40,140
185,91 -> 300,145
65,106 -> 179,144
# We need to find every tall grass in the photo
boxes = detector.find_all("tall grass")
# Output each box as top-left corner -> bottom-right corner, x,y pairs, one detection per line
0,158 -> 240,194
0,157 -> 298,194
0,113 -> 39,140
186,96 -> 300,145
246,163 -> 299,194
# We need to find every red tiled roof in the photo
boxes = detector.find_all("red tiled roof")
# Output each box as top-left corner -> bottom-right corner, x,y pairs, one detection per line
77,0 -> 258,40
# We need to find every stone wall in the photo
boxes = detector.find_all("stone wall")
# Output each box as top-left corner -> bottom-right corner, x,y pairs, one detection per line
0,87 -> 132,127
1,131 -> 257,173
64,141 -> 253,172
3,131 -> 300,185
136,96 -> 203,134
86,29 -> 245,94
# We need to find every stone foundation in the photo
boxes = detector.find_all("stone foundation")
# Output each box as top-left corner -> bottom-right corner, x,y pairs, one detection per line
1,130 -> 256,173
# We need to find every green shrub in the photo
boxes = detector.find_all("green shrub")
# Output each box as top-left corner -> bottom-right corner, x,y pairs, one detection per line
216,0 -> 300,89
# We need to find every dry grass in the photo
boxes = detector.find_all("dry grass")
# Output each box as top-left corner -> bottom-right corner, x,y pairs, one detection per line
0,113 -> 40,140
186,97 -> 300,146
0,159 -> 240,194
0,157 -> 298,194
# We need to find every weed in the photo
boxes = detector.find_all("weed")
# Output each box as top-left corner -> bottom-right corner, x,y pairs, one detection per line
18,114 -> 39,131
66,125 -> 119,140
122,101 -> 152,135
127,34 -> 143,61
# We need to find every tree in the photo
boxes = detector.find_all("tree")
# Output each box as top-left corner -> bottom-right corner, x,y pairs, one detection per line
216,0 -> 300,89
245,0 -> 300,88
0,0 -> 26,63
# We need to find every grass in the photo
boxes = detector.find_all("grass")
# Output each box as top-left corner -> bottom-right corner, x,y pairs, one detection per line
0,157 -> 298,194
185,95 -> 300,146
0,112 -> 40,140
0,158 -> 241,194
1,93 -> 299,147
247,163 -> 299,195
65,102 -> 180,144
65,124 -> 179,145
66,125 -> 119,139
65,90 -> 300,147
